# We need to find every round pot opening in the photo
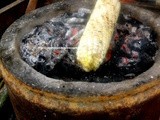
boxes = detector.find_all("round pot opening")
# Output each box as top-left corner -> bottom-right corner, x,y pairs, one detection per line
20,3 -> 158,83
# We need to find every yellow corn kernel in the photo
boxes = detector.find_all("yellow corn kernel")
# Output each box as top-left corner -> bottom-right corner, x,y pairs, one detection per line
76,0 -> 121,72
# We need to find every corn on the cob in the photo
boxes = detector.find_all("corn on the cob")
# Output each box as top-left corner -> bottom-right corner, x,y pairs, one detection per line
76,0 -> 121,72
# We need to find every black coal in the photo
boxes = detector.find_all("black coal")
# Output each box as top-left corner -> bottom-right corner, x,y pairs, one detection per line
20,8 -> 158,83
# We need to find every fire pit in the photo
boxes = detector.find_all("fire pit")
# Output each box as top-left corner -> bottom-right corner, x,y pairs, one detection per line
1,0 -> 160,119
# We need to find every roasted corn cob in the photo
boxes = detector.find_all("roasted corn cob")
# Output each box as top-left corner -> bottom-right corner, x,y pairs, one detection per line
76,0 -> 121,72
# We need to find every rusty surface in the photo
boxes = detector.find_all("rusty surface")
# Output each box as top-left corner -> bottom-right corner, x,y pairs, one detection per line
1,0 -> 160,119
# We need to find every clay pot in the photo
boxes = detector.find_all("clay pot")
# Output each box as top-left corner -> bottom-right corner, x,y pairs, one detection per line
0,0 -> 160,120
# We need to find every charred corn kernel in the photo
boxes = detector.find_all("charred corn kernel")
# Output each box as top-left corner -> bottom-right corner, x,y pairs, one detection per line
76,0 -> 121,72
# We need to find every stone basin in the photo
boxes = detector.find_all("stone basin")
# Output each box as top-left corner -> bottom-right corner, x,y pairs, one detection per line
1,0 -> 160,119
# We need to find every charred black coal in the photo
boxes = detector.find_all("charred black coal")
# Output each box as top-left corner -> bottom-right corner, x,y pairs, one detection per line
111,15 -> 158,78
20,8 -> 158,83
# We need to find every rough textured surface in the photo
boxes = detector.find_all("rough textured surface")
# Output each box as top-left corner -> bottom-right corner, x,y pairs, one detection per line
0,0 -> 160,119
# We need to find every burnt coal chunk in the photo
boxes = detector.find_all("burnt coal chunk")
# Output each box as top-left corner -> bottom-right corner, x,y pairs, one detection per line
38,54 -> 46,62
140,40 -> 158,56
34,62 -> 47,75
116,28 -> 129,36
126,18 -> 143,28
46,60 -> 85,80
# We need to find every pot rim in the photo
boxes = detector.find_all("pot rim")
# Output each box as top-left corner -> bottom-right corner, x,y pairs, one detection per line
1,1 -> 160,96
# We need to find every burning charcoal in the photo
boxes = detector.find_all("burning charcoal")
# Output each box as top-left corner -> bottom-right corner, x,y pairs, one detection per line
20,9 -> 158,83
110,15 -> 158,77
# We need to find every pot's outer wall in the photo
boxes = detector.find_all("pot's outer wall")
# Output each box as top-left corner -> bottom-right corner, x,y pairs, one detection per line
1,0 -> 160,96
1,0 -> 160,120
